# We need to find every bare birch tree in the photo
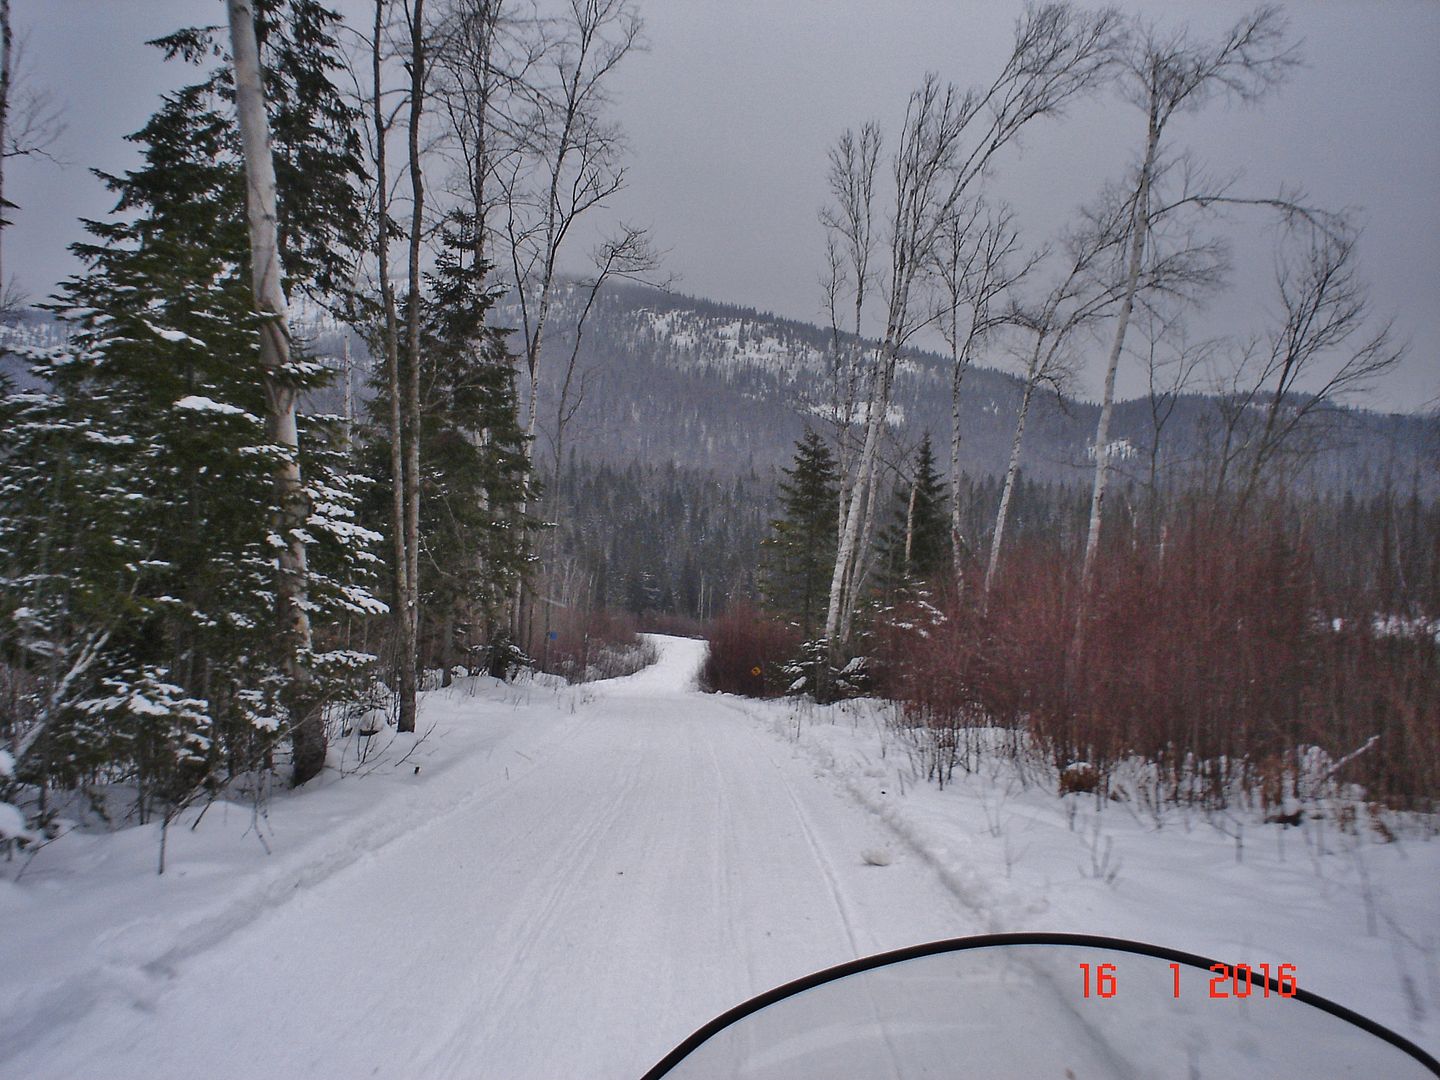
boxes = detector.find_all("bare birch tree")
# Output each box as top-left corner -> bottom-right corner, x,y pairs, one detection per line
226,0 -> 324,782
494,0 -> 641,642
820,3 -> 1122,648
0,0 -> 63,306
364,0 -> 417,730
1209,221 -> 1403,509
536,221 -> 662,645
985,182 -> 1224,597
396,0 -> 431,731
433,0 -> 544,274
932,199 -> 1034,584
819,120 -> 882,542
985,215 -> 1125,598
502,0 -> 640,451
1078,6 -> 1297,595
361,0 -> 430,730
545,223 -> 661,495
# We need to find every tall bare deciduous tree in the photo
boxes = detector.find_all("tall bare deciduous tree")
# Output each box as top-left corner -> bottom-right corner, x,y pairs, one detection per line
502,0 -> 640,452
545,224 -> 660,496
983,173 -> 1227,599
1209,221 -> 1403,509
984,206 -> 1128,599
532,222 -> 661,646
1078,5 -> 1297,596
820,121 -> 882,544
364,0 -> 419,730
0,0 -> 63,306
820,3 -> 1121,648
362,0 -> 432,731
495,0 -> 641,641
398,0 -> 430,731
433,0 -> 542,275
226,0 -> 323,783
433,0 -> 650,483
932,199 -> 1034,585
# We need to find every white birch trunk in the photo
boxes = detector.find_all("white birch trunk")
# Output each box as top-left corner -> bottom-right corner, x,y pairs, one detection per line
947,327 -> 984,587
985,350 -> 1041,599
372,0 -> 418,731
902,479 -> 917,573
401,0 -> 427,731
226,0 -> 323,784
1080,110 -> 1159,595
949,361 -> 966,585
824,342 -> 894,643
842,435 -> 885,631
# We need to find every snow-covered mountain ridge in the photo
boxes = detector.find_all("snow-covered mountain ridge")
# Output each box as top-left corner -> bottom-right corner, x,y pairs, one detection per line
5,288 -> 1431,494
508,282 -> 1436,494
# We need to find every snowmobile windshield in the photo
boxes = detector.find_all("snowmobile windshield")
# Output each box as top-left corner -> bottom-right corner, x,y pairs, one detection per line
642,933 -> 1439,1079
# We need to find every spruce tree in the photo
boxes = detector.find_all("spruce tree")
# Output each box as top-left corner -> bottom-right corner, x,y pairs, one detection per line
760,429 -> 839,639
0,1 -> 379,813
878,433 -> 952,596
361,220 -> 535,683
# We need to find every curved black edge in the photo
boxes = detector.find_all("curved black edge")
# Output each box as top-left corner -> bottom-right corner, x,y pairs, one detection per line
639,932 -> 1440,1079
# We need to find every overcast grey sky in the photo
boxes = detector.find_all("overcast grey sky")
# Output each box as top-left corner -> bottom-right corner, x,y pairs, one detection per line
10,1 -> 1439,411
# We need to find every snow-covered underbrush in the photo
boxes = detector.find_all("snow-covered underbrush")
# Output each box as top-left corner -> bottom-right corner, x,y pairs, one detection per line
722,692 -> 1440,1054
544,636 -> 660,684
886,702 -> 1432,837
522,606 -> 663,685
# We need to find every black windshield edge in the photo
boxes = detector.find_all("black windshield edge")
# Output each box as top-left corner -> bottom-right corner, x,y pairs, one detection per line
639,931 -> 1440,1078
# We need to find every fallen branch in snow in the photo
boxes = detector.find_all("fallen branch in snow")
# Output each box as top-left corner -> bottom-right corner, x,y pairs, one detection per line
391,720 -> 438,770
1319,735 -> 1381,783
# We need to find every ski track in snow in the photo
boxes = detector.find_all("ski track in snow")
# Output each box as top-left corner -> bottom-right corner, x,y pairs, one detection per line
0,638 -> 979,1079
0,696 -> 596,1071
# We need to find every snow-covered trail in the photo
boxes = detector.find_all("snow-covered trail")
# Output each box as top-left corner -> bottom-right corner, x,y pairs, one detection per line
5,637 -> 979,1080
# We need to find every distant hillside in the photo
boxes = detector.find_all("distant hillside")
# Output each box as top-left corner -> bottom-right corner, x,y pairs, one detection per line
509,282 -> 1437,496
5,287 -> 1433,498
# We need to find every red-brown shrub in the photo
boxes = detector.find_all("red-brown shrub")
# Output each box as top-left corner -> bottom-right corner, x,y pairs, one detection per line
888,500 -> 1439,812
699,603 -> 802,697
525,606 -> 656,683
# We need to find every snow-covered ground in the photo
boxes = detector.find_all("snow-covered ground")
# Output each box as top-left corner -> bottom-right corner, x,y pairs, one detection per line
1,635 -> 1436,1078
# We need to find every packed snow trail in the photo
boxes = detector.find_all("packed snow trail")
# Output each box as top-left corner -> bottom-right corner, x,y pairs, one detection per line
2,637 -> 980,1080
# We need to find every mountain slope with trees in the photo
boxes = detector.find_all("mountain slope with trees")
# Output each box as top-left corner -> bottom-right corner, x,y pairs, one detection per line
512,281 -> 1436,496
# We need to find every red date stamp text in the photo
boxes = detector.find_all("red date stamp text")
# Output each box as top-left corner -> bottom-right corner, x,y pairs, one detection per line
1079,962 -> 1298,999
